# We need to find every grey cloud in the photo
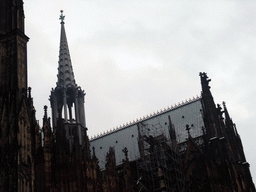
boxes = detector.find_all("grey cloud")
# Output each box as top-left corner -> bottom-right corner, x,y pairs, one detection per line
25,0 -> 256,184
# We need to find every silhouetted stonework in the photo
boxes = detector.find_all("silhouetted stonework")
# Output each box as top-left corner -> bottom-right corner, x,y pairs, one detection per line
0,1 -> 255,192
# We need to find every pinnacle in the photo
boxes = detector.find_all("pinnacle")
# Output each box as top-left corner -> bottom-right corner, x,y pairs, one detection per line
57,15 -> 76,89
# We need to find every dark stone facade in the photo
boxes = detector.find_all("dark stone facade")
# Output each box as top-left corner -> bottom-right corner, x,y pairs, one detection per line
0,1 -> 255,191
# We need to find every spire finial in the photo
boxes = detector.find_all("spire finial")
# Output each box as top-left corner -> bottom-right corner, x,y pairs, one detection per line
28,87 -> 32,98
60,10 -> 65,24
44,105 -> 48,118
223,101 -> 226,107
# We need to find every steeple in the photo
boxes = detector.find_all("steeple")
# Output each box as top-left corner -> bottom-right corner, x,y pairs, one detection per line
57,10 -> 76,89
50,11 -> 86,145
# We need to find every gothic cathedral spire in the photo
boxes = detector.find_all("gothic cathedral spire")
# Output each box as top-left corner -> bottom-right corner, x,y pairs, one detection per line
57,10 -> 76,89
50,11 -> 86,145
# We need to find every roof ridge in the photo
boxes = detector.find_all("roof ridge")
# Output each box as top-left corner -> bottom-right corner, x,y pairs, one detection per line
90,95 -> 202,140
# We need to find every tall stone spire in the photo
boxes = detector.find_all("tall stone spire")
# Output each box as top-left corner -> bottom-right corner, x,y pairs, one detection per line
50,11 -> 86,145
57,10 -> 76,89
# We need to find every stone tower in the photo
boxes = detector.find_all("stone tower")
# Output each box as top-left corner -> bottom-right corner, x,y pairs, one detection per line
46,12 -> 101,192
0,0 -> 28,98
0,1 -> 41,191
50,11 -> 87,146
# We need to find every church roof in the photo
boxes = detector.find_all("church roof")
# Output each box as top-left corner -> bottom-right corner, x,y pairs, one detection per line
90,96 -> 204,169
56,11 -> 76,89
90,95 -> 202,141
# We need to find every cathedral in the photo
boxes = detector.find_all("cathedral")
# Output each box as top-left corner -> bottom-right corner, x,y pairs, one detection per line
0,1 -> 255,191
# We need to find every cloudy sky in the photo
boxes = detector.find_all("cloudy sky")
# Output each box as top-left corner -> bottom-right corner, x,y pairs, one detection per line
24,0 -> 256,183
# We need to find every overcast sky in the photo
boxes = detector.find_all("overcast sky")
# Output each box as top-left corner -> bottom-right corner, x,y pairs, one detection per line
24,0 -> 256,183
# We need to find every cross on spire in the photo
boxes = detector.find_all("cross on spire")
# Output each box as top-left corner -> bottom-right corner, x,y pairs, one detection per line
60,10 -> 65,24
